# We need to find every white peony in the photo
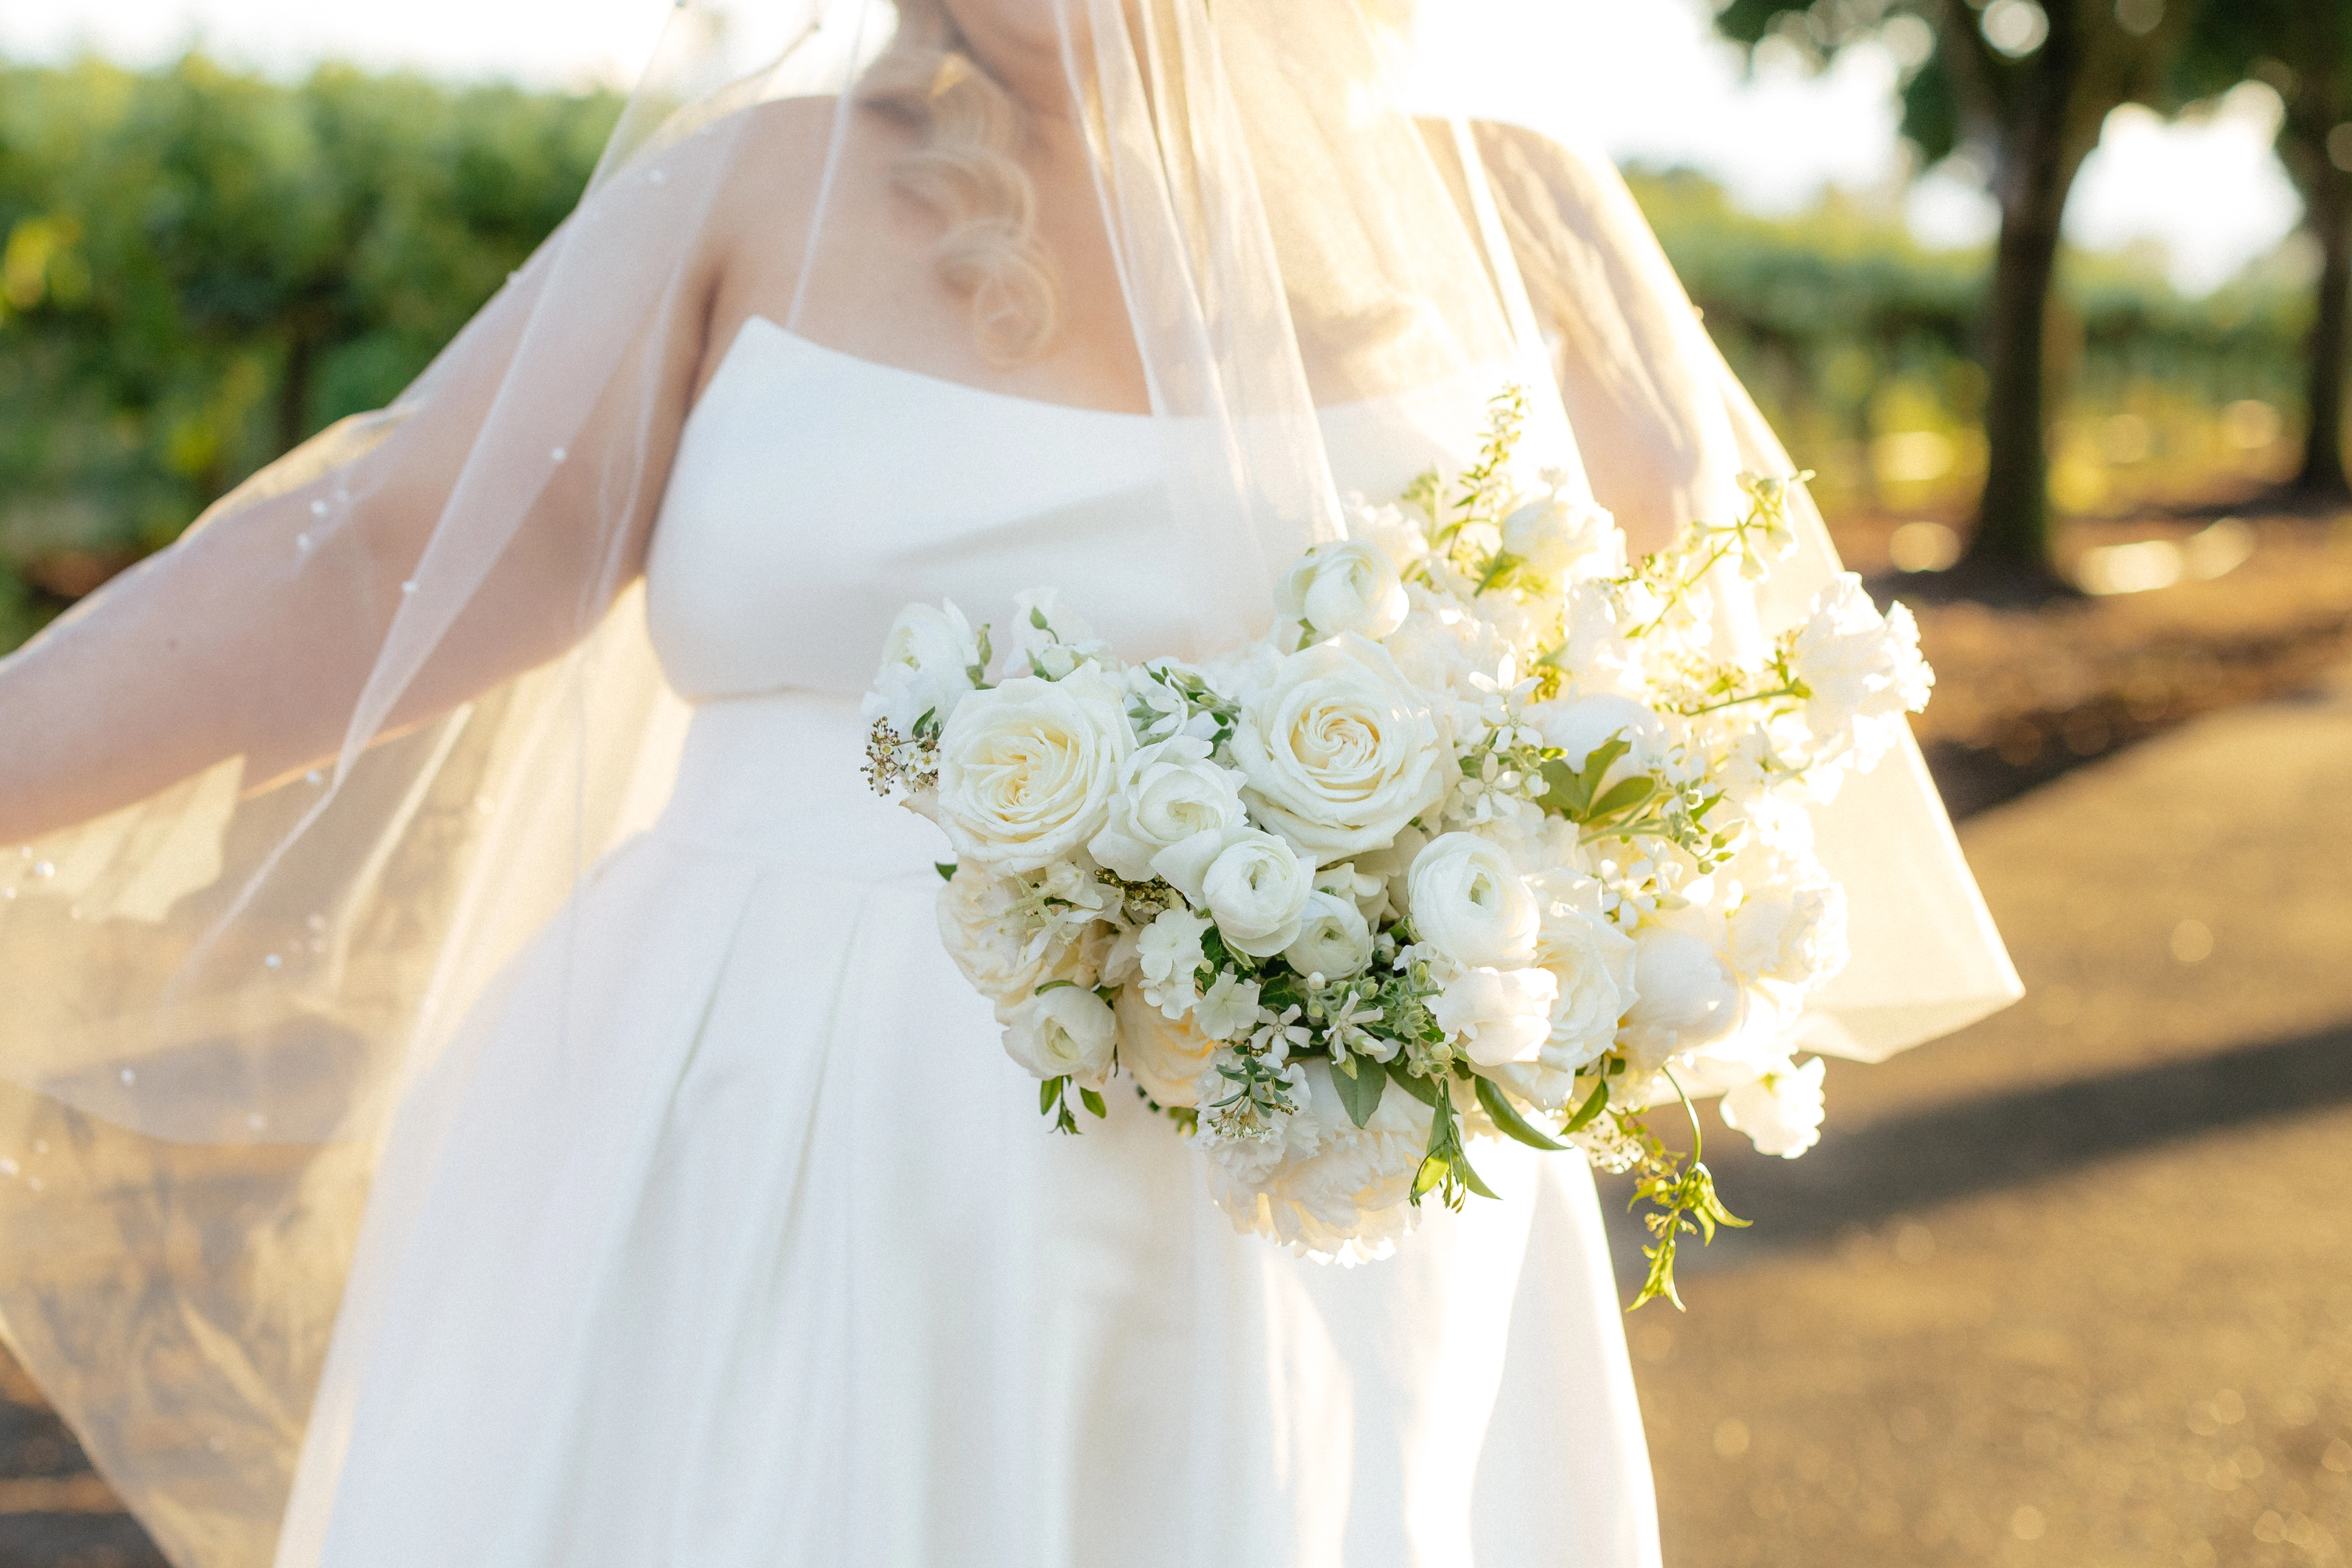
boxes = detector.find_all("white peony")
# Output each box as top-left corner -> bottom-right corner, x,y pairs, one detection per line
1004,587 -> 1108,681
1431,965 -> 1559,1067
1114,984 -> 1218,1106
934,664 -> 1133,874
1136,908 -> 1212,1019
1198,1058 -> 1430,1264
1087,736 -> 1248,885
862,600 -> 982,736
1719,1055 -> 1827,1158
1786,574 -> 1933,776
1619,924 -> 1744,1070
1277,540 -> 1411,642
1345,498 -> 1431,578
1499,491 -> 1617,585
1200,830 -> 1318,958
1229,634 -> 1448,865
1001,985 -> 1118,1088
1525,692 -> 1667,772
934,861 -> 1106,1018
1283,891 -> 1375,981
1404,832 -> 1540,969
1730,881 -> 1850,992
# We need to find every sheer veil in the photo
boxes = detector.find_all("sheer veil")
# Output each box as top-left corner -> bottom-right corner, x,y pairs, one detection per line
0,3 -> 2018,1562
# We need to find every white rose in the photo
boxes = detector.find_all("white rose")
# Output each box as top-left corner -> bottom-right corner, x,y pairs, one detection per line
1283,891 -> 1375,981
1086,736 -> 1249,885
1136,908 -> 1212,1018
935,665 -> 1133,874
934,861 -> 1101,1016
1114,984 -> 1218,1106
1719,1055 -> 1827,1159
862,600 -> 981,734
1277,540 -> 1410,642
1431,965 -> 1559,1068
1730,882 -> 1850,991
1001,985 -> 1118,1088
1200,830 -> 1317,958
1229,634 -> 1448,865
1405,831 -> 1540,969
1619,925 -> 1744,1069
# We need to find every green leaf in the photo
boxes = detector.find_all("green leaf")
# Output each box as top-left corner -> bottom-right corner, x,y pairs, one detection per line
1474,549 -> 1525,595
1456,1148 -> 1501,1200
1040,1076 -> 1063,1116
1578,736 -> 1630,796
1475,1074 -> 1568,1151
1584,774 -> 1657,825
1535,757 -> 1585,816
1384,1057 -> 1441,1107
1030,606 -> 1051,630
1562,1076 -> 1610,1133
1033,979 -> 1077,995
935,861 -> 957,882
1333,1056 -> 1389,1128
1079,1086 -> 1107,1119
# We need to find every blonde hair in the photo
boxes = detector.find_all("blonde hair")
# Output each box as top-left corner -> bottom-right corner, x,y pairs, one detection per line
863,2 -> 1061,365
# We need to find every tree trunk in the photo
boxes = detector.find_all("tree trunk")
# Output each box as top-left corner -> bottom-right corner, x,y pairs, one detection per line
2294,174 -> 2352,500
1966,118 -> 2078,574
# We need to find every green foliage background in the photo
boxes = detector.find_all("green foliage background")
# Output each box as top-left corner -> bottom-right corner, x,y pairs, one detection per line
0,54 -> 621,648
0,53 -> 2313,652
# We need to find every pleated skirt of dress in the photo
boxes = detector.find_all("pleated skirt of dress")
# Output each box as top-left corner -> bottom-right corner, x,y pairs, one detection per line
274,693 -> 1662,1568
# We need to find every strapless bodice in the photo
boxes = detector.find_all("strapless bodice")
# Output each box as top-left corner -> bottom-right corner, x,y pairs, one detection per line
644,317 -> 1500,704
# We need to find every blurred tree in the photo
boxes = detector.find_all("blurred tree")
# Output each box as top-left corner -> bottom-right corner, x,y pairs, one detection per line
1713,0 -> 2207,577
2173,3 -> 2352,503
0,54 -> 618,648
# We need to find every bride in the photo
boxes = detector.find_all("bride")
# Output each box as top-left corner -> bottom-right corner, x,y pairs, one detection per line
0,2 -> 2017,1565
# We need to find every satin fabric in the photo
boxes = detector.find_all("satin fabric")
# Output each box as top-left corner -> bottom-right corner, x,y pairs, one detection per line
275,323 -> 1661,1566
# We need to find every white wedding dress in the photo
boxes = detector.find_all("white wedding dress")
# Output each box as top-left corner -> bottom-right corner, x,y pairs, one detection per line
279,317 -> 1659,1568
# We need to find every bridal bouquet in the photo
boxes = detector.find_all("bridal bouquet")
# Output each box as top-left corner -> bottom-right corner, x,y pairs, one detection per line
861,390 -> 1930,1303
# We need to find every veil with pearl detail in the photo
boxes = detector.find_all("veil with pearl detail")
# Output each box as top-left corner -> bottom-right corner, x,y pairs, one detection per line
0,3 -> 2017,1562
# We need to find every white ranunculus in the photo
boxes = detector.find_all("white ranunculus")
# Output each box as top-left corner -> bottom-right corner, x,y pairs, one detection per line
1200,830 -> 1318,958
1115,984 -> 1218,1106
1719,1055 -> 1827,1159
1786,574 -> 1933,775
1432,965 -> 1559,1067
1534,890 -> 1640,1068
1283,891 -> 1375,981
934,861 -> 1102,1018
1193,971 -> 1263,1041
1229,634 -> 1448,865
1405,832 -> 1540,969
1277,540 -> 1410,642
1730,882 -> 1850,991
862,600 -> 981,735
1001,985 -> 1118,1088
1136,908 -> 1212,1019
1619,925 -> 1744,1069
934,665 -> 1133,874
1315,861 -> 1391,928
1087,736 -> 1248,884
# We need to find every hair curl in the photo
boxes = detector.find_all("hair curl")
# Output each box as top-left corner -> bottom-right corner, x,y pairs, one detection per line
862,2 -> 1061,365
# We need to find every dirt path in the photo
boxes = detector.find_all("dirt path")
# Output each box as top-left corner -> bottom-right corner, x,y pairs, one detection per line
1612,664 -> 2352,1565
